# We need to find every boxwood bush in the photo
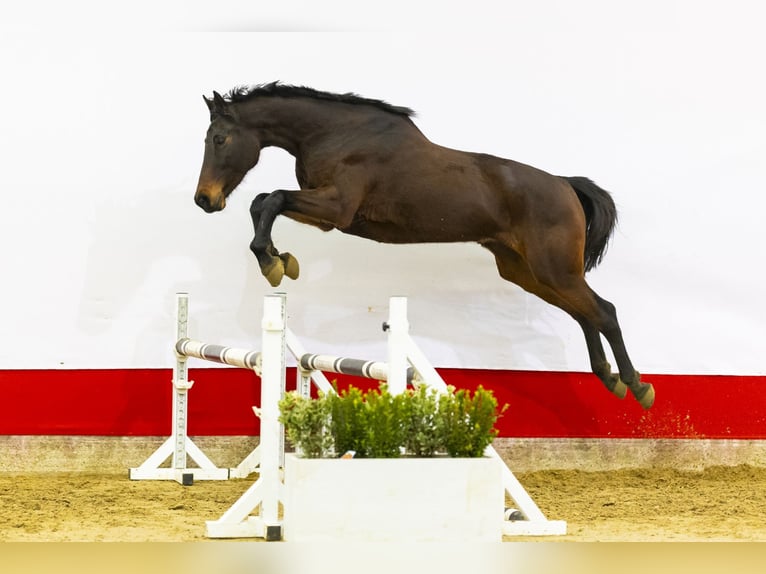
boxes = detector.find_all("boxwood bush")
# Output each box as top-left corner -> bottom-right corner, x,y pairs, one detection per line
278,382 -> 506,458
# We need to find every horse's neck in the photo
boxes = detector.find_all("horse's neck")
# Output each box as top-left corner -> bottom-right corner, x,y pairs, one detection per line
237,98 -> 347,156
238,97 -> 417,157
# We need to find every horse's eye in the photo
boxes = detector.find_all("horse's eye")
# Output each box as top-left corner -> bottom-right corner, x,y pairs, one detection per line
213,134 -> 226,146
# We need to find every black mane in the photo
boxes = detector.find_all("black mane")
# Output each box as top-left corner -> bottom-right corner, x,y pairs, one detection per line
223,82 -> 415,117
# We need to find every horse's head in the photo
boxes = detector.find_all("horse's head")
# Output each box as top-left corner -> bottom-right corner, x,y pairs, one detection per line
194,92 -> 261,213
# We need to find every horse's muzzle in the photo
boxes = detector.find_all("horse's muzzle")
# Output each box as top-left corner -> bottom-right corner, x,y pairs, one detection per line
194,191 -> 225,213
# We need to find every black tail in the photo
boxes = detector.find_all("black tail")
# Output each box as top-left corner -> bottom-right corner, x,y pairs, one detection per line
563,176 -> 618,272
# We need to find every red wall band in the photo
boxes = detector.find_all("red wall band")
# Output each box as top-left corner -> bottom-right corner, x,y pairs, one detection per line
0,368 -> 763,439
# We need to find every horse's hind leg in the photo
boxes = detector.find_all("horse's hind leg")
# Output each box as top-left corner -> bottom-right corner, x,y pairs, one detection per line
249,193 -> 299,287
546,280 -> 654,409
521,243 -> 654,409
587,291 -> 654,407
488,243 -> 628,400
578,319 -> 627,399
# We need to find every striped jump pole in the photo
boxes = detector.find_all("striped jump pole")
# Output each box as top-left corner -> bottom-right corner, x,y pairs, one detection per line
175,338 -> 262,371
298,354 -> 416,386
290,296 -> 416,397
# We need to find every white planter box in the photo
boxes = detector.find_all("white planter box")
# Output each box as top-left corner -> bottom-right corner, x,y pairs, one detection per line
283,453 -> 504,542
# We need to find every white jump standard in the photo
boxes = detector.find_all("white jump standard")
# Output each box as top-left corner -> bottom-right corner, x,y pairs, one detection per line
129,293 -> 282,488
132,292 -> 565,539
205,293 -> 287,540
129,293 -> 230,484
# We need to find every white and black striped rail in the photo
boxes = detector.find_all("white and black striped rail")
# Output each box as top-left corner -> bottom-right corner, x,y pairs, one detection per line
299,353 -> 416,384
176,338 -> 262,371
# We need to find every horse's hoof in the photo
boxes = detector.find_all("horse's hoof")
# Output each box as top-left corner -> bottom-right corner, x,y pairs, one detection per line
262,258 -> 285,287
609,375 -> 628,400
631,382 -> 655,410
599,366 -> 627,399
280,252 -> 300,280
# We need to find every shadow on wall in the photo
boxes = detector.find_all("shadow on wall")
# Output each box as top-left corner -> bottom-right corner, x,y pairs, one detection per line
253,219 -> 580,372
76,179 -> 578,373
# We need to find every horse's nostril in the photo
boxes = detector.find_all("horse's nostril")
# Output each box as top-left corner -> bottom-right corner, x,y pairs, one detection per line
195,193 -> 211,211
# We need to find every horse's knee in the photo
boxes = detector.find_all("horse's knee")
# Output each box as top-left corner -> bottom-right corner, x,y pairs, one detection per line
249,192 -> 270,216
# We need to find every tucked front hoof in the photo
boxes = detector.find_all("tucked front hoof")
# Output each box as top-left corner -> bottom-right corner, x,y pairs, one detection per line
262,258 -> 285,287
606,374 -> 628,400
279,252 -> 300,280
630,381 -> 656,410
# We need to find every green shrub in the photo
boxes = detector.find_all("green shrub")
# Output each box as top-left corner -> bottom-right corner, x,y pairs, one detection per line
402,384 -> 442,457
328,385 -> 369,457
277,382 -> 507,459
363,385 -> 407,458
277,390 -> 333,458
438,385 -> 508,457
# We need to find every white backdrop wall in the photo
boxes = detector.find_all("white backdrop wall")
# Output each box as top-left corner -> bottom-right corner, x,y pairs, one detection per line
1,2 -> 764,375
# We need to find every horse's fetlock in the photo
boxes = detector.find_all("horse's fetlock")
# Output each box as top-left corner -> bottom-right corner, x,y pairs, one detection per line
593,361 -> 612,380
250,238 -> 270,255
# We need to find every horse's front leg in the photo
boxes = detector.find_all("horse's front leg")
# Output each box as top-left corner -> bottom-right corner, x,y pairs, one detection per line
249,191 -> 300,287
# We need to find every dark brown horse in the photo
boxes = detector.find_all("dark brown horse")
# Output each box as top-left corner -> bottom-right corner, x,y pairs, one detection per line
194,82 -> 654,409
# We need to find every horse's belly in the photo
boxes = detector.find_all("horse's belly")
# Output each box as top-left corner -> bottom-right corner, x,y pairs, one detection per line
343,215 -> 473,244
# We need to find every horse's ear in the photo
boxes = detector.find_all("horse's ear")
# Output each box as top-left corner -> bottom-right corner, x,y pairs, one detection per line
213,91 -> 227,110
204,91 -> 231,119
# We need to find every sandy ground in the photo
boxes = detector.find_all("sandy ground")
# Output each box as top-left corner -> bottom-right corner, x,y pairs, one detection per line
2,465 -> 765,542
